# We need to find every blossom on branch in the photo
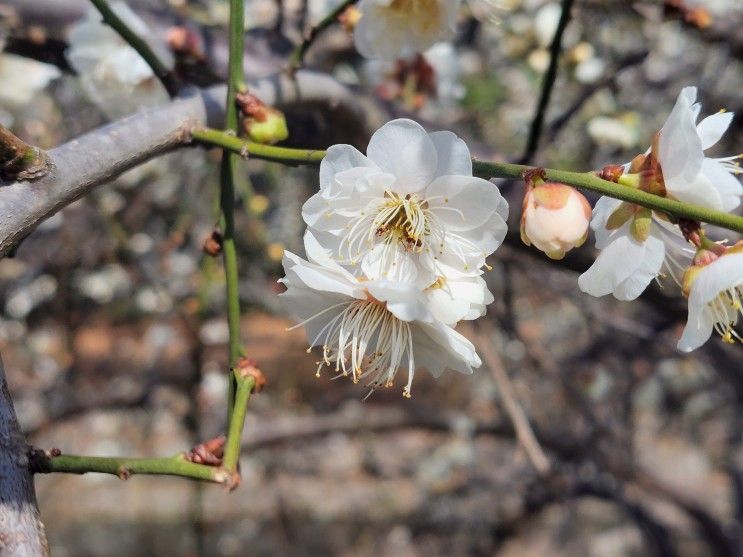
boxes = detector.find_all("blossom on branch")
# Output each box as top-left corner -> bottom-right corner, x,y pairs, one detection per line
578,196 -> 693,301
656,86 -> 742,212
302,118 -> 508,290
678,245 -> 743,352
280,233 -> 481,397
354,0 -> 461,60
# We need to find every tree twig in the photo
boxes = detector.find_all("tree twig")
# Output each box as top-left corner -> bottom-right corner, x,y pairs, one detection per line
287,0 -> 358,73
519,0 -> 575,164
473,323 -> 552,476
29,451 -> 232,484
88,0 -> 180,96
190,128 -> 743,234
220,0 -> 247,418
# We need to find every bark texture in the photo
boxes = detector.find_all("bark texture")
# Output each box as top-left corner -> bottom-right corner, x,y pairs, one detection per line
0,355 -> 49,557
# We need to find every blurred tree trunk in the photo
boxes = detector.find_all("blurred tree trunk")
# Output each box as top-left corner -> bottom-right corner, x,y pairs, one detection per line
0,355 -> 49,556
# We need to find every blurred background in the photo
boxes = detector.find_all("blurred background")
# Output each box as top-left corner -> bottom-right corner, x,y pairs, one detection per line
1,0 -> 742,555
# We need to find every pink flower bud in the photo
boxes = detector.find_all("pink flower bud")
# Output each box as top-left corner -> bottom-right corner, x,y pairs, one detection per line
520,183 -> 592,259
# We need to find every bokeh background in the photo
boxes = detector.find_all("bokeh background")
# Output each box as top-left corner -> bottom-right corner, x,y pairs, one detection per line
1,0 -> 742,555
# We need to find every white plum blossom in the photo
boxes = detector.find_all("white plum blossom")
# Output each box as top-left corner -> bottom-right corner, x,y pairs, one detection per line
678,248 -> 743,351
657,86 -> 742,212
66,2 -> 174,119
302,118 -> 508,290
354,0 -> 461,60
578,197 -> 693,301
280,233 -> 481,397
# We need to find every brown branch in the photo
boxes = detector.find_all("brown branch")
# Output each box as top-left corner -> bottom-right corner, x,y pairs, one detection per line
0,354 -> 50,556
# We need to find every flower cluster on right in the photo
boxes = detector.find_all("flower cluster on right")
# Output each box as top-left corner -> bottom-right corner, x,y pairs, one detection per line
578,87 -> 742,351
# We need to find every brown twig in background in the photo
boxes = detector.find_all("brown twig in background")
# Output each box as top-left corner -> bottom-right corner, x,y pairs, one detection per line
473,322 -> 552,476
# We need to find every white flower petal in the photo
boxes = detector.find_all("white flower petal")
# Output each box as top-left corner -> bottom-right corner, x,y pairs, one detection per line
319,144 -> 376,195
428,130 -> 472,178
612,235 -> 666,301
366,119 -> 438,193
699,158 -> 742,212
659,87 -> 704,187
688,252 -> 743,308
677,304 -> 714,352
578,232 -> 664,300
696,111 -> 734,150
364,279 -> 432,322
426,175 -> 503,231
412,321 -> 480,377
361,242 -> 419,283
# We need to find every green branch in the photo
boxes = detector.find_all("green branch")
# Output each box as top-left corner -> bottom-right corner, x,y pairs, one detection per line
191,128 -> 743,234
288,0 -> 358,72
89,0 -> 180,97
30,451 -> 231,484
222,371 -> 256,473
221,0 -> 247,417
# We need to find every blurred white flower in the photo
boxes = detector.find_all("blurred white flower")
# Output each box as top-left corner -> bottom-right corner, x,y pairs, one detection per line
656,86 -> 742,212
281,232 -> 481,397
66,2 -> 174,119
578,197 -> 693,301
587,115 -> 640,150
678,247 -> 743,351
354,0 -> 461,60
0,53 -> 60,110
302,118 -> 508,289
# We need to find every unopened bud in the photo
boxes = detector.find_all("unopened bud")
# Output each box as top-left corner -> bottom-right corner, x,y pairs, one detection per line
166,26 -> 204,60
236,92 -> 289,145
521,182 -> 592,260
203,229 -> 223,257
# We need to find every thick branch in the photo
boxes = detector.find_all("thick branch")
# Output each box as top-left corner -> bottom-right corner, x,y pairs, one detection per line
0,355 -> 49,557
0,71 -> 367,258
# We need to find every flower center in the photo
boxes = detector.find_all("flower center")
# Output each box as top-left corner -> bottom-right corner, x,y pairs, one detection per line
295,298 -> 416,397
341,191 -> 448,274
382,0 -> 443,33
708,285 -> 743,344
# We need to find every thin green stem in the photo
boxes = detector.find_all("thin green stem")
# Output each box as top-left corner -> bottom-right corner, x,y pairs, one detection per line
221,0 -> 247,416
31,452 -> 230,483
88,0 -> 180,96
191,128 -> 743,234
222,372 -> 256,473
287,0 -> 358,72
520,0 -> 574,163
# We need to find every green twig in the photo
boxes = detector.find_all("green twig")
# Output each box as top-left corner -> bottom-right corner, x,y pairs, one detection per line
287,0 -> 358,72
88,0 -> 180,97
30,451 -> 231,483
221,0 -> 247,417
190,128 -> 743,234
519,0 -> 574,163
222,370 -> 256,473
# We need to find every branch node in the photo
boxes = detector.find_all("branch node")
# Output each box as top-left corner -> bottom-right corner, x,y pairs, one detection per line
234,357 -> 266,392
0,126 -> 50,181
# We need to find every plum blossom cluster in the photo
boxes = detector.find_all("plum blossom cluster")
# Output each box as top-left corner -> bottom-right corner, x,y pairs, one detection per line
280,119 -> 508,397
576,87 -> 743,352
